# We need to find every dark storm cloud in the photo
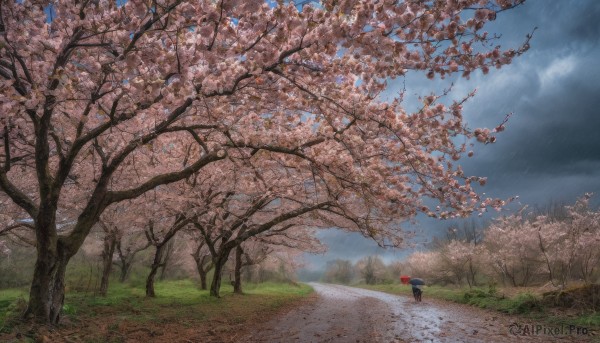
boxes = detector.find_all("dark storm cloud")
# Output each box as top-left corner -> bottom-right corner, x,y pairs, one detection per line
526,0 -> 600,50
302,0 -> 600,270
456,0 -> 600,207
464,55 -> 600,176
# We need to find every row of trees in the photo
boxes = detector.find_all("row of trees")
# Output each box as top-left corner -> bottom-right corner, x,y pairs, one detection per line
0,223 -> 305,294
322,256 -> 402,285
406,195 -> 600,288
0,0 -> 528,323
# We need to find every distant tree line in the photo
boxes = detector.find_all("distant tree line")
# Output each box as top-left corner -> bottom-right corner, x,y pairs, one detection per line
406,195 -> 600,289
321,195 -> 600,289
322,256 -> 403,285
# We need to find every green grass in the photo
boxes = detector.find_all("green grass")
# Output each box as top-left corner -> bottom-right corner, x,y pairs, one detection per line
64,279 -> 312,320
244,281 -> 313,296
0,288 -> 28,327
1,280 -> 313,341
569,312 -> 600,328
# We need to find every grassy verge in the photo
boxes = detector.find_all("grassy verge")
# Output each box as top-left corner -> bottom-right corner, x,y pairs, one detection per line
1,280 -> 313,342
357,283 -> 599,330
0,288 -> 28,326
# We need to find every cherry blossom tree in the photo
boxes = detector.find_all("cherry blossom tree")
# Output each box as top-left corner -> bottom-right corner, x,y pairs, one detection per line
406,250 -> 444,283
482,211 -> 543,286
232,228 -> 324,293
355,255 -> 387,285
0,0 -> 529,323
144,216 -> 193,297
190,167 -> 336,297
406,240 -> 484,286
232,240 -> 271,294
439,240 -> 483,287
114,229 -> 151,283
404,196 -> 600,288
93,200 -> 140,295
136,185 -> 203,297
323,259 -> 354,284
535,194 -> 600,287
480,196 -> 600,287
97,221 -> 118,296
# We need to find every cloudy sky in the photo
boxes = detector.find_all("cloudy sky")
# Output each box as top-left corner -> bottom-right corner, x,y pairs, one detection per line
302,0 -> 600,270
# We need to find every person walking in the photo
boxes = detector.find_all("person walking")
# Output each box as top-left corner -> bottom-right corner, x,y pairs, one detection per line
409,278 -> 425,302
412,284 -> 422,302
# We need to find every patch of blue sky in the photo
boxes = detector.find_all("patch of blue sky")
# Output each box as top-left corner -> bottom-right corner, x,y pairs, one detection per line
44,4 -> 55,23
268,0 -> 322,11
299,110 -> 315,122
266,0 -> 278,9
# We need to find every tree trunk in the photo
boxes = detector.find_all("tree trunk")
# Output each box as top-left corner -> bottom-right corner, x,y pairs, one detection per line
99,233 -> 117,296
119,260 -> 132,283
24,240 -> 70,324
117,244 -> 150,283
192,239 -> 212,290
199,268 -> 208,290
193,255 -> 211,290
233,246 -> 243,294
210,251 -> 231,297
159,239 -> 175,281
146,244 -> 165,297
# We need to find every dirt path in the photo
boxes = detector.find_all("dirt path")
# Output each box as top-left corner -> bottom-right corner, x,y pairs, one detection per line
244,283 -> 596,343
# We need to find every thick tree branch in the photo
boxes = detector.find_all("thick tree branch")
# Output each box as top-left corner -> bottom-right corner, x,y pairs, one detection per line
107,149 -> 226,204
0,172 -> 38,218
0,221 -> 35,237
227,201 -> 331,248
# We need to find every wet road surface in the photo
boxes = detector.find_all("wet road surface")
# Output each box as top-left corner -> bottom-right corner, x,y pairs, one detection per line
244,283 -> 594,342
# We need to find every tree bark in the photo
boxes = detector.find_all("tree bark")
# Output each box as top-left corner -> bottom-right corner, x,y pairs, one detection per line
116,239 -> 151,283
146,243 -> 165,297
24,238 -> 70,324
99,232 -> 117,296
193,254 -> 212,290
210,250 -> 231,297
233,246 -> 243,294
119,260 -> 132,283
159,239 -> 175,281
199,267 -> 208,290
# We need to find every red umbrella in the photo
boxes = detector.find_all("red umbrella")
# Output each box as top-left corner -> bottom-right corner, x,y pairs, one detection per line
400,275 -> 411,285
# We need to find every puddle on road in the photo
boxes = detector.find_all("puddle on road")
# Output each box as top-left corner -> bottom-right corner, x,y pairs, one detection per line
334,286 -> 449,342
308,284 -> 449,342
